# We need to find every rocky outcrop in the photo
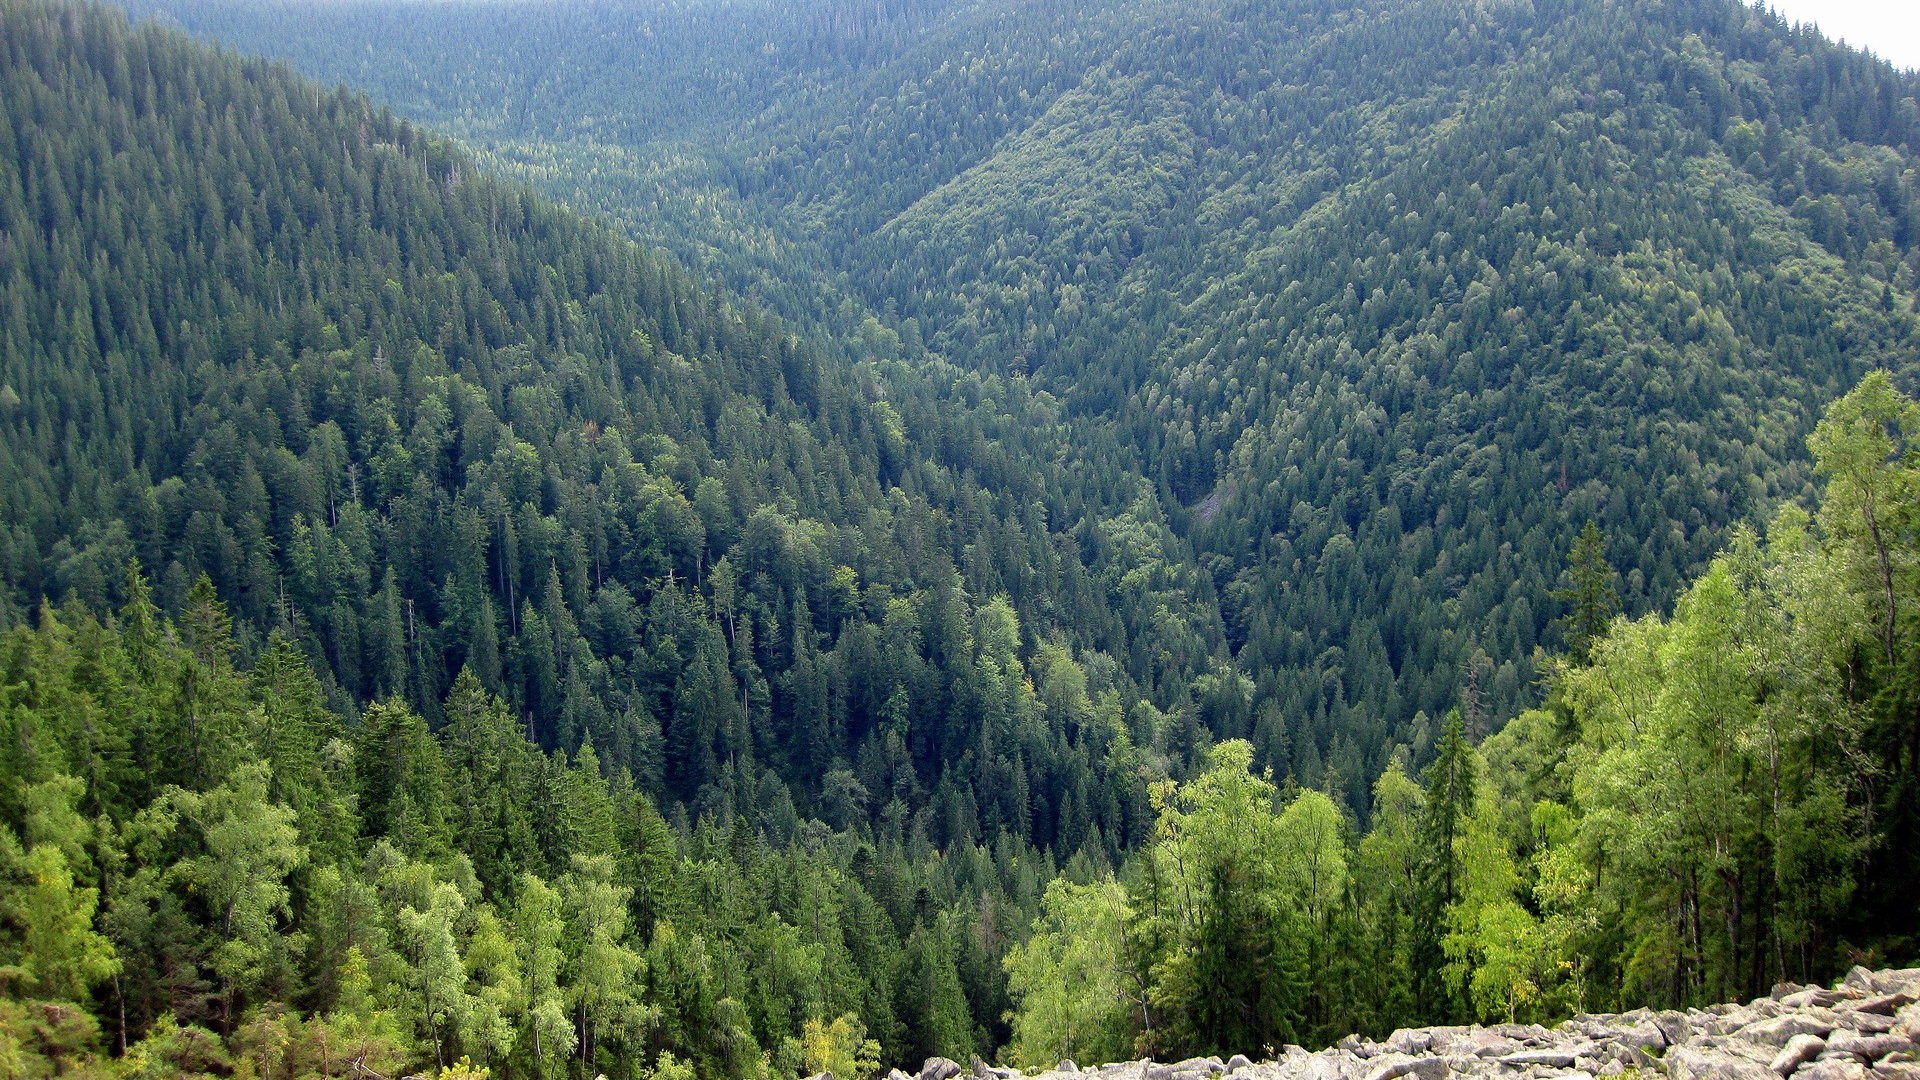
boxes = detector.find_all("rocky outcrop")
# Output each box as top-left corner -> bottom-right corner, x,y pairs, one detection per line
883,967 -> 1920,1080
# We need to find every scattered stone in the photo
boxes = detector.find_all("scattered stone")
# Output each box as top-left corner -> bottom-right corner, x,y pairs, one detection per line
1301,1054 -> 1357,1080
1740,1015 -> 1841,1047
1669,1045 -> 1776,1080
922,1058 -> 963,1080
1390,1032 -> 1436,1056
1366,1056 -> 1450,1080
1825,1033 -> 1917,1062
1849,997 -> 1920,1019
1497,1052 -> 1578,1069
1602,1020 -> 1667,1050
886,970 -> 1920,1080
1469,1033 -> 1526,1058
1788,992 -> 1862,1010
1656,1012 -> 1699,1046
1800,1063 -> 1867,1080
1771,1034 -> 1826,1075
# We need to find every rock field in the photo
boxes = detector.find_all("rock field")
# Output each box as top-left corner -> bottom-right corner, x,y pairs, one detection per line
882,965 -> 1920,1080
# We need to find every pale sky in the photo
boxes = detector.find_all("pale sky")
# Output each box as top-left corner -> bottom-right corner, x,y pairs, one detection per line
1756,0 -> 1920,72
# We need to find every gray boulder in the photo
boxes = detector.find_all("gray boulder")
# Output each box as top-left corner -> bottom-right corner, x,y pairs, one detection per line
1770,1034 -> 1827,1075
1361,1054 -> 1448,1080
1741,1015 -> 1841,1047
1387,1032 -> 1434,1057
1592,1020 -> 1667,1051
1847,996 -> 1920,1019
1669,1045 -> 1778,1080
1496,1051 -> 1579,1069
1787,992 -> 1862,1010
922,1058 -> 964,1080
1825,1033 -> 1917,1062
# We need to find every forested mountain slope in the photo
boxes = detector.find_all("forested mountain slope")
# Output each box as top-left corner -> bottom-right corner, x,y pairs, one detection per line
0,0 -> 1242,867
120,0 -> 1920,811
0,0 -> 1224,1071
2,2 -> 1919,1078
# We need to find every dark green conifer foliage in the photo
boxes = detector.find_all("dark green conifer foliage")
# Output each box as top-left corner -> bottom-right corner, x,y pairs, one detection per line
1553,524 -> 1621,661
1,0 -> 1919,1075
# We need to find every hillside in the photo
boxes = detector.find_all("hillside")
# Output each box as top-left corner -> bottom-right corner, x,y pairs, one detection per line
0,0 -> 1243,857
0,1 -> 1245,1072
121,0 -> 1920,809
1,1 -> 1918,1079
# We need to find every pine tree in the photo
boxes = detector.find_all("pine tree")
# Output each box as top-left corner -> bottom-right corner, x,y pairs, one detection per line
1414,712 -> 1477,1021
1552,523 -> 1620,662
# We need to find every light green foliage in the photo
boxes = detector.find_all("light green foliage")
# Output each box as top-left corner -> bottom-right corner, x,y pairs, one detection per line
644,1049 -> 700,1080
1139,740 -> 1308,1056
1807,370 -> 1920,667
191,765 -> 308,1007
801,1012 -> 881,1080
1274,789 -> 1348,936
510,873 -> 576,1074
460,908 -> 522,1066
1564,510 -> 1871,1004
393,876 -> 472,1068
1440,780 -> 1537,1022
118,763 -> 307,1023
437,1056 -> 491,1079
4,840 -> 119,1003
1357,761 -> 1426,918
564,854 -> 647,1071
1003,878 -> 1136,1068
0,778 -> 117,1004
3,0 -> 1920,1073
1529,803 -> 1599,1016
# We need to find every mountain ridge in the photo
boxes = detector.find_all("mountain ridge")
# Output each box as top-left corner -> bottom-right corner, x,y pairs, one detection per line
115,0 -> 1920,800
1,1 -> 1919,1078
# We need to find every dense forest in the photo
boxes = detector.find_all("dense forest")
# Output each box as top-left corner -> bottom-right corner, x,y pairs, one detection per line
0,0 -> 1918,1077
119,0 -> 1920,812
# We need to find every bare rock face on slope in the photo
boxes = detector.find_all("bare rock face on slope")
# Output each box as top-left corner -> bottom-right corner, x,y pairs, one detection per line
888,967 -> 1920,1080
